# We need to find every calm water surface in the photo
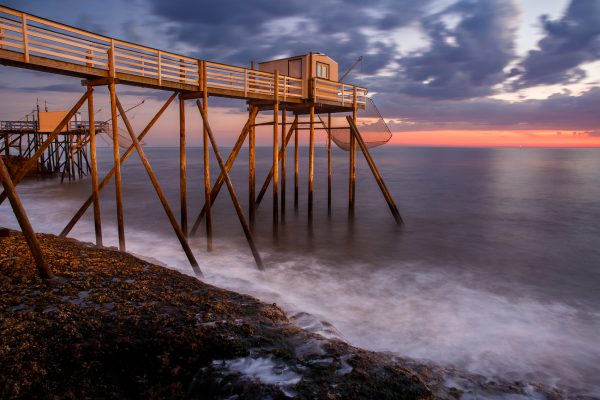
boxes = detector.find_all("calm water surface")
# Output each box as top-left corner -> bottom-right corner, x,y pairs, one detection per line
2,146 -> 600,396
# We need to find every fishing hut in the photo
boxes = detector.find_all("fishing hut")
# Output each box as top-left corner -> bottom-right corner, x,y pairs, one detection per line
0,107 -> 107,181
0,5 -> 403,281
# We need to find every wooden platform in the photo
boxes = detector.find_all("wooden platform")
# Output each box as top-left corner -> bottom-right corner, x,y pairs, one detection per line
0,5 -> 366,110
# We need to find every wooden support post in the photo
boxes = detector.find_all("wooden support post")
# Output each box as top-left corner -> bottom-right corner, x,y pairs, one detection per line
21,13 -> 29,63
273,69 -> 279,231
0,89 -> 91,205
88,88 -> 102,246
308,104 -> 315,217
179,96 -> 187,237
108,81 -> 125,252
327,112 -> 332,213
0,156 -> 54,280
349,87 -> 357,214
248,106 -> 256,227
196,100 -> 264,270
294,114 -> 299,210
202,61 -> 212,251
190,107 -> 259,235
255,119 -> 298,207
61,93 -> 177,238
346,116 -> 404,225
116,97 -> 202,276
281,108 -> 287,216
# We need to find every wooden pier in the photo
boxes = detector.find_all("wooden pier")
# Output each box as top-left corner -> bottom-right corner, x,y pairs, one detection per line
0,5 -> 403,280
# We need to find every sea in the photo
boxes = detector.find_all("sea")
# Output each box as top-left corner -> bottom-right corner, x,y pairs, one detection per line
2,146 -> 600,396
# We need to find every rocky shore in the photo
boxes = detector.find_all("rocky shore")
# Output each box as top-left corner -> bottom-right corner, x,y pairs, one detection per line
0,229 -> 584,399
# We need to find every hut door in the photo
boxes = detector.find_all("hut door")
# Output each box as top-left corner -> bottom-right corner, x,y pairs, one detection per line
288,58 -> 302,78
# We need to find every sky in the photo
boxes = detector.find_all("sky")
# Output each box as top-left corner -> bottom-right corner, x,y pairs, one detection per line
1,0 -> 599,147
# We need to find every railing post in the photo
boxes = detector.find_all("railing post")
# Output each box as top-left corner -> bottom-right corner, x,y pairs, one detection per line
0,24 -> 5,50
86,49 -> 93,68
157,50 -> 162,86
108,39 -> 116,78
21,13 -> 29,63
244,69 -> 248,98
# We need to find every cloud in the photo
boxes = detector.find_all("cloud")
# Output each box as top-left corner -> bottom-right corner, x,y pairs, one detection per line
394,0 -> 518,100
147,0 -> 432,74
376,87 -> 600,131
511,0 -> 600,88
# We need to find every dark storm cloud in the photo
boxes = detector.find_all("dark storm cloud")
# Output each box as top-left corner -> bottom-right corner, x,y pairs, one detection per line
394,0 -> 518,100
377,87 -> 600,131
511,0 -> 600,88
147,0 -> 431,73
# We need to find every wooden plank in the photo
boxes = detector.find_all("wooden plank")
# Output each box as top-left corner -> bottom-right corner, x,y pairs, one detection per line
179,96 -> 187,237
202,60 -> 212,251
108,81 -> 125,251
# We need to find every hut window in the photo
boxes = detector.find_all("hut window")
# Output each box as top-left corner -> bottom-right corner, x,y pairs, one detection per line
316,62 -> 329,79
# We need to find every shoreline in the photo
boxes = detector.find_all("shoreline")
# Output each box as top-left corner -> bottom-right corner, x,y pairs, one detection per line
0,229 -> 583,399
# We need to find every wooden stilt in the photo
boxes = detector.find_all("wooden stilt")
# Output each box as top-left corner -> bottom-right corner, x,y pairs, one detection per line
349,87 -> 357,214
281,108 -> 287,217
61,93 -> 177,237
308,104 -> 315,217
109,81 -> 125,251
248,106 -> 256,228
346,116 -> 403,225
0,156 -> 54,280
255,119 -> 298,207
273,69 -> 279,232
202,62 -> 212,251
88,88 -> 103,246
196,100 -> 264,270
179,96 -> 187,237
190,108 -> 259,235
327,112 -> 332,213
0,89 -> 91,205
294,114 -> 299,209
116,97 -> 202,276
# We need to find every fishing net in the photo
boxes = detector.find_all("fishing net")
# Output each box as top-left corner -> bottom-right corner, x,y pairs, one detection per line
323,97 -> 392,151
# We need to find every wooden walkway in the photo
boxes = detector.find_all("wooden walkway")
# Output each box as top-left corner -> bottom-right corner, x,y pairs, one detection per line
0,5 -> 367,108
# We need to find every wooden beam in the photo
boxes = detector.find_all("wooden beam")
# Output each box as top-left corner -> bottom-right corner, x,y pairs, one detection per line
248,106 -> 256,227
308,104 -> 315,217
346,116 -> 403,225
61,93 -> 177,237
116,96 -> 202,275
327,112 -> 332,213
196,100 -> 264,270
294,114 -> 299,209
255,119 -> 298,207
189,107 -> 259,235
349,87 -> 357,213
202,61 -> 212,250
0,156 -> 54,280
108,79 -> 125,251
0,89 -> 91,205
281,108 -> 287,216
273,69 -> 279,231
179,96 -> 187,236
88,88 -> 103,246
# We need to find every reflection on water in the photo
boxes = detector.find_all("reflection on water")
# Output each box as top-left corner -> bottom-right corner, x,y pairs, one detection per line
2,146 -> 600,396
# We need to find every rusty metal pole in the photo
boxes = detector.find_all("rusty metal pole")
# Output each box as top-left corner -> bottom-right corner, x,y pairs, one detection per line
0,156 -> 54,280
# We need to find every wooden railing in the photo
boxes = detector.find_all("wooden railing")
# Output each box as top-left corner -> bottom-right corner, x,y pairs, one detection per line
0,5 -> 365,106
314,78 -> 367,107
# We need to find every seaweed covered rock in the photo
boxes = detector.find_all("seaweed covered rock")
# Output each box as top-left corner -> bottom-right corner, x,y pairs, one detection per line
0,230 -> 431,399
